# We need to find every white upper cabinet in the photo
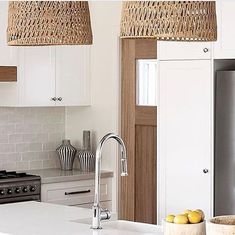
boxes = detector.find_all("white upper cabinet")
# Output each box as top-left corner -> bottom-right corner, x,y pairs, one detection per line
0,2 -> 91,107
18,47 -> 56,107
157,41 -> 212,60
17,46 -> 91,107
0,1 -> 17,66
157,60 -> 212,223
214,0 -> 235,59
55,46 -> 91,106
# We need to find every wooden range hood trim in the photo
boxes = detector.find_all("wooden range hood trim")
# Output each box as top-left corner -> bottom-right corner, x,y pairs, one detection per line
0,66 -> 17,82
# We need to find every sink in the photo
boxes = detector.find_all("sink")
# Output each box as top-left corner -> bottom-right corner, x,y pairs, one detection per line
72,218 -> 163,234
104,220 -> 163,234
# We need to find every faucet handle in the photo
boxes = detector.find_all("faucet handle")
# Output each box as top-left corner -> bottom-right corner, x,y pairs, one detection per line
100,208 -> 111,221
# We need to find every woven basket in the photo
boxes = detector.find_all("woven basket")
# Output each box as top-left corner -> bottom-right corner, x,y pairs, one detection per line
7,1 -> 93,46
120,1 -> 217,41
207,216 -> 235,235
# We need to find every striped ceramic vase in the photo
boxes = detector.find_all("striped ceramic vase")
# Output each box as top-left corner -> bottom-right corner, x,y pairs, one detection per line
78,150 -> 95,172
56,139 -> 77,171
78,130 -> 95,172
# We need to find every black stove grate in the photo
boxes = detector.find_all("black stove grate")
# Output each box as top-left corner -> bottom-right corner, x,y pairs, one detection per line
0,171 -> 33,179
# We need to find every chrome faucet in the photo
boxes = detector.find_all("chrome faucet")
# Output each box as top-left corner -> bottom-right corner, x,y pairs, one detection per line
92,133 -> 128,229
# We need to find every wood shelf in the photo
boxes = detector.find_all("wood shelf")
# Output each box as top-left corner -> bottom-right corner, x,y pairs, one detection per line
0,66 -> 17,82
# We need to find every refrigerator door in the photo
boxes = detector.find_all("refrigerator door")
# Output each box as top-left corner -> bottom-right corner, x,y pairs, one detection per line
215,71 -> 235,216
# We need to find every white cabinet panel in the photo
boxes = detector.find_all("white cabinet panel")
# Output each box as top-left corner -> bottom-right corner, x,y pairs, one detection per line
55,46 -> 91,106
158,60 -> 212,223
0,1 -> 17,66
18,47 -> 56,106
41,178 -> 112,207
214,0 -> 235,59
158,41 -> 212,60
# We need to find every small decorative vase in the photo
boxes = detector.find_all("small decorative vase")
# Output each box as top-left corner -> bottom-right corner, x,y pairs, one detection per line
56,139 -> 77,171
78,131 -> 95,172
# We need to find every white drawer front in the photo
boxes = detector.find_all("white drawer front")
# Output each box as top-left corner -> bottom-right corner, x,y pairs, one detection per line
41,178 -> 112,206
158,41 -> 212,60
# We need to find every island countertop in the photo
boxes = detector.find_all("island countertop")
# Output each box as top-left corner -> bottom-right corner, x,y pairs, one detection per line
25,168 -> 113,184
0,202 -> 163,235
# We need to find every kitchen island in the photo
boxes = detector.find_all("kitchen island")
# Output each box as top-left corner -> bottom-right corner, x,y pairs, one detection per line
0,202 -> 163,235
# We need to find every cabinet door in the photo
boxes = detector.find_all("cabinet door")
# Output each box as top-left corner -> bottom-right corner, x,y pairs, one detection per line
158,41 -> 212,60
0,1 -> 17,66
214,0 -> 235,59
55,46 -> 91,106
157,60 -> 212,223
18,47 -> 56,106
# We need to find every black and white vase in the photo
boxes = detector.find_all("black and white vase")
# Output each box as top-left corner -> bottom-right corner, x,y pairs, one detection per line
78,131 -> 95,172
56,139 -> 77,171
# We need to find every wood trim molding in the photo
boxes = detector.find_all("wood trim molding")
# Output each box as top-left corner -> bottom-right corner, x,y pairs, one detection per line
120,39 -> 136,221
0,66 -> 17,82
120,38 -> 157,222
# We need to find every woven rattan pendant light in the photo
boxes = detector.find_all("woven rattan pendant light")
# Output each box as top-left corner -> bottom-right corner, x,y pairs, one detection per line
7,1 -> 93,46
120,1 -> 217,41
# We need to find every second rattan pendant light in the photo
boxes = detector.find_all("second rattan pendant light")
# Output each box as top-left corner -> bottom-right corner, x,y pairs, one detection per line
7,1 -> 93,46
120,1 -> 217,41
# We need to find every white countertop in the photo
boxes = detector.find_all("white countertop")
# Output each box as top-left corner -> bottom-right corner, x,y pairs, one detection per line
25,168 -> 113,184
0,202 -> 163,235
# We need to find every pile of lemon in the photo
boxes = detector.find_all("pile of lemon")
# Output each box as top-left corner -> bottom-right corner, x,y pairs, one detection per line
166,209 -> 205,224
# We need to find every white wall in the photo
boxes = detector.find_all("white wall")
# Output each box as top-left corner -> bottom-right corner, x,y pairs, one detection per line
65,1 -> 122,213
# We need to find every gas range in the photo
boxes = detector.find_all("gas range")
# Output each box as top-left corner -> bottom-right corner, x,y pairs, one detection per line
0,171 -> 41,204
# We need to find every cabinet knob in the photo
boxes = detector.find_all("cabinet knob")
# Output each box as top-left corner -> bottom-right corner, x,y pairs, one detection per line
203,169 -> 209,174
203,48 -> 209,53
57,97 -> 63,101
51,97 -> 56,101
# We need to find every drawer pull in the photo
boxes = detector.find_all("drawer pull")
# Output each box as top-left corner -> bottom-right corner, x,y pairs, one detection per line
65,190 -> 91,195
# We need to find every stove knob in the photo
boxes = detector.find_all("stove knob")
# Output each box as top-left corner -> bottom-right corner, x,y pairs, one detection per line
15,188 -> 20,193
0,189 -> 4,195
22,187 -> 28,193
7,189 -> 12,194
30,186 -> 36,192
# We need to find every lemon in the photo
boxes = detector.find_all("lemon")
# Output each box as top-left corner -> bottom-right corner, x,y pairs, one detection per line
174,214 -> 189,224
183,209 -> 192,216
194,209 -> 205,221
188,211 -> 202,224
166,214 -> 175,223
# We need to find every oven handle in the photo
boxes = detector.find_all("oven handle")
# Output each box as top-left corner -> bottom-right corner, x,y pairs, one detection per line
65,190 -> 91,195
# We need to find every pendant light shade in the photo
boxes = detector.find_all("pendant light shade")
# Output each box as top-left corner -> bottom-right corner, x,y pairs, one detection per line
7,1 -> 93,46
120,1 -> 217,41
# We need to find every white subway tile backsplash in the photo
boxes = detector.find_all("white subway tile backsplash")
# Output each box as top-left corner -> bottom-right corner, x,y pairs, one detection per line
30,160 -> 43,170
9,134 -> 23,143
0,135 -> 9,143
0,107 -> 65,171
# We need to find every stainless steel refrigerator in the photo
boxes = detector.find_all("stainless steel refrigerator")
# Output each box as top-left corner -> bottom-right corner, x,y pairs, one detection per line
215,71 -> 235,216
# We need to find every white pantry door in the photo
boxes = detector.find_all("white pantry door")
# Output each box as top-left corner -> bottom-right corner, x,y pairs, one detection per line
157,60 -> 212,223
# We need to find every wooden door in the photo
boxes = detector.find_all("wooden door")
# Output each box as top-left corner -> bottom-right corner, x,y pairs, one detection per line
158,60 -> 212,223
119,39 -> 157,224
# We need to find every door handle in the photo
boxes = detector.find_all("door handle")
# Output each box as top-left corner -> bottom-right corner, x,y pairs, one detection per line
203,169 -> 209,174
65,190 -> 91,195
